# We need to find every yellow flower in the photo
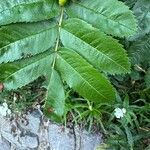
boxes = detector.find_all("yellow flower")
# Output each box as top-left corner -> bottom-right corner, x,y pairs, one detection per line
59,0 -> 67,6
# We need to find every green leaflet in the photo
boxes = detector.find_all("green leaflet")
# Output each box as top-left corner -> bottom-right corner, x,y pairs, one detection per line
44,68 -> 65,122
56,47 -> 116,103
129,34 -> 150,64
0,50 -> 54,90
60,18 -> 131,75
130,0 -> 150,40
0,0 -> 59,26
0,21 -> 57,63
66,0 -> 137,37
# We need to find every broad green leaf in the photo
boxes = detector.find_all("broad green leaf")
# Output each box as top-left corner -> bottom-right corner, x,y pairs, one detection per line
60,18 -> 131,74
0,21 -> 57,63
56,47 -> 115,103
66,0 -> 137,37
0,50 -> 54,90
0,0 -> 59,26
44,68 -> 65,122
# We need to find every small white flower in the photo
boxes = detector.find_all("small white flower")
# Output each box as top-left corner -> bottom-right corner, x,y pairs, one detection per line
114,108 -> 126,119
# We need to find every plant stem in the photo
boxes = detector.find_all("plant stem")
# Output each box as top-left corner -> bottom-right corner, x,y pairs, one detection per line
52,7 -> 64,68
